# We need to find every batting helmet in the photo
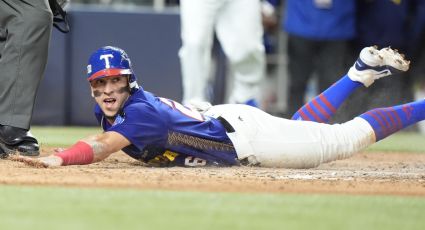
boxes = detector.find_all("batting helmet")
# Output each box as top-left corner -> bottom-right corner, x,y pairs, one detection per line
87,46 -> 139,93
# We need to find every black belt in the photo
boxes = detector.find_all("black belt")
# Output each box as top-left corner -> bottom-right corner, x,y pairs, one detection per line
216,116 -> 235,133
217,116 -> 260,166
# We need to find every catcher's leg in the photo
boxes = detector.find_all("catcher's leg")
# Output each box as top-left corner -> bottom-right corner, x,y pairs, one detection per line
179,0 -> 217,104
216,0 -> 265,106
291,46 -> 410,123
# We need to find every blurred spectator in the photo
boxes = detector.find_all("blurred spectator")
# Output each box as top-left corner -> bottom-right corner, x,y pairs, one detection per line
262,0 -> 279,54
179,0 -> 266,107
282,0 -> 356,118
339,0 -> 425,122
410,1 -> 425,81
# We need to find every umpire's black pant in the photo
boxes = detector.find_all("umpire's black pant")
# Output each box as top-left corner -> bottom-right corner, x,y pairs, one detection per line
0,0 -> 52,129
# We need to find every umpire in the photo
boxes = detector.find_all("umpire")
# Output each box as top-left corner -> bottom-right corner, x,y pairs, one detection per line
0,0 -> 53,156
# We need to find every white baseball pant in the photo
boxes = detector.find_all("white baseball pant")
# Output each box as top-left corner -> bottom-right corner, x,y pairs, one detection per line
179,0 -> 266,104
205,104 -> 376,168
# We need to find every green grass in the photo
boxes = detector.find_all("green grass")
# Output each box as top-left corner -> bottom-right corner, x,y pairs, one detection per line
0,186 -> 424,230
367,132 -> 425,152
31,126 -> 101,147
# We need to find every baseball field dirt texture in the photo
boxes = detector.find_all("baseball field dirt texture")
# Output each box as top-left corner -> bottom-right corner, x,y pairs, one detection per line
0,149 -> 425,196
1,147 -> 424,196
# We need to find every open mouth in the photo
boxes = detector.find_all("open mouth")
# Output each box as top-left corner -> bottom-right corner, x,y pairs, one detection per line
104,98 -> 117,108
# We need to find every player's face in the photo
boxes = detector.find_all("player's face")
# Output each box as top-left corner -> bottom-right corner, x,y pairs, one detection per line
90,75 -> 130,117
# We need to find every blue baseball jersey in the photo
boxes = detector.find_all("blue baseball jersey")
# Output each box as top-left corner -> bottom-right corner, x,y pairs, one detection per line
94,88 -> 238,167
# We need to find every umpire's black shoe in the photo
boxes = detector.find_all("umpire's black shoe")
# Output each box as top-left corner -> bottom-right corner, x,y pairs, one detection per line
0,125 -> 39,157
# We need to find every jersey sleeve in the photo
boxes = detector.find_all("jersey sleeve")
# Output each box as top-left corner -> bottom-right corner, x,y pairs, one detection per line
106,102 -> 167,151
94,105 -> 103,125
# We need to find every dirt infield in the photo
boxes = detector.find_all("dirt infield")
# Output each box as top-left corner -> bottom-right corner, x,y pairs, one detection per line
1,149 -> 424,196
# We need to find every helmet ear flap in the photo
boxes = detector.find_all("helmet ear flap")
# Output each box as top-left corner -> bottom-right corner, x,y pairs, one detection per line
129,77 -> 139,91
127,73 -> 139,93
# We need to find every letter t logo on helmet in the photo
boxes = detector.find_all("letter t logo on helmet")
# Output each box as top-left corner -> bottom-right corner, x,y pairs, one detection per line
100,54 -> 114,68
87,46 -> 139,93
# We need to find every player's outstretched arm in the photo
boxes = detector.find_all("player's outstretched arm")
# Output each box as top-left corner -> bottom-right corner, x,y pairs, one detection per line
10,131 -> 130,167
82,131 -> 131,162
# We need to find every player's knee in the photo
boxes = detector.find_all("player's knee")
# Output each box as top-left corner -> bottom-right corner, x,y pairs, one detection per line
181,33 -> 212,50
324,119 -> 375,160
227,44 -> 265,65
179,42 -> 212,61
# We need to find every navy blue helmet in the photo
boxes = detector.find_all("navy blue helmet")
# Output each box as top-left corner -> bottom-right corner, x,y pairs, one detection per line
87,46 -> 139,93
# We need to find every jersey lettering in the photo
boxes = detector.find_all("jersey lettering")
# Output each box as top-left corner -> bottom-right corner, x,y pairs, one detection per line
159,97 -> 204,121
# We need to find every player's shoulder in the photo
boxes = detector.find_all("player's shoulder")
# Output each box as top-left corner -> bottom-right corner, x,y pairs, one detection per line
112,89 -> 163,120
94,104 -> 103,121
123,97 -> 161,120
124,100 -> 156,114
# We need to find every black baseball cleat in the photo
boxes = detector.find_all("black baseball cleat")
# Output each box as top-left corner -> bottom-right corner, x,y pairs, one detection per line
0,125 -> 40,157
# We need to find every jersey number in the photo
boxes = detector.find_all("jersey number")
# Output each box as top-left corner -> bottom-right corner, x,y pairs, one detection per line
184,156 -> 207,167
159,98 -> 204,121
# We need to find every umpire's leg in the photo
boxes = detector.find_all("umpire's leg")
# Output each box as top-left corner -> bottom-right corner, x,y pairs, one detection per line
0,0 -> 52,155
0,27 -> 6,57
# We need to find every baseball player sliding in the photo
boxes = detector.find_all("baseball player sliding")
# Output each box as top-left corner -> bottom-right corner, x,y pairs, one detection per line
10,46 -> 413,168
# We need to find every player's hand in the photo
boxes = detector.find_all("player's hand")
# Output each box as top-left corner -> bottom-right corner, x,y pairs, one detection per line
186,100 -> 212,113
9,155 -> 63,168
